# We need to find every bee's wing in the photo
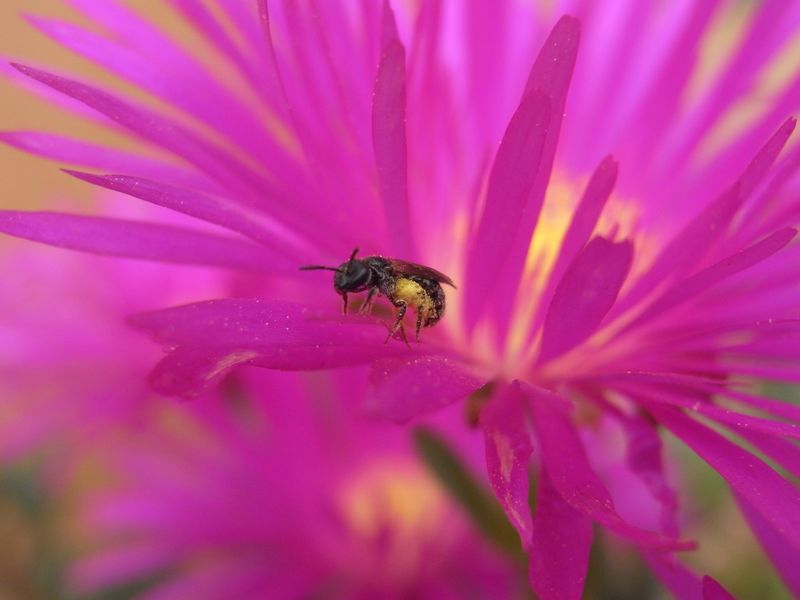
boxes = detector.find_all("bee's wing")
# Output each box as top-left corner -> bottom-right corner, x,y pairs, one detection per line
387,258 -> 456,288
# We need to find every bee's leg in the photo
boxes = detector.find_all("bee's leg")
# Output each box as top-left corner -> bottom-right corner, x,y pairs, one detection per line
341,293 -> 349,315
415,311 -> 424,342
384,301 -> 407,345
398,323 -> 410,347
359,287 -> 377,315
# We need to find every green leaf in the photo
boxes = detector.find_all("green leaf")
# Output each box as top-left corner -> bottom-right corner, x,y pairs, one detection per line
413,426 -> 522,557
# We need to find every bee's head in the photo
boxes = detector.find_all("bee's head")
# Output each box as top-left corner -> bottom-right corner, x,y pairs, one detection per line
300,248 -> 372,293
333,258 -> 371,293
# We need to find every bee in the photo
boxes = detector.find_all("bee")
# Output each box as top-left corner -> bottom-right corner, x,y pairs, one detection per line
300,248 -> 455,343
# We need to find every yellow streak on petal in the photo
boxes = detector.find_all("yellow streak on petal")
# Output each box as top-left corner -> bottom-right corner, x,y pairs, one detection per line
694,7 -> 800,163
504,171 -> 658,372
206,350 -> 260,382
493,432 -> 514,483
685,1 -> 755,107
506,174 -> 578,358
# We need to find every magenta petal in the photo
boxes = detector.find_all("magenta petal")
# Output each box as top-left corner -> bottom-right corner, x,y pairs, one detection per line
628,227 -> 797,330
464,90 -> 551,326
489,15 -> 580,337
702,577 -> 736,600
131,299 -> 391,348
737,492 -> 800,597
737,429 -> 800,480
526,385 -> 692,551
63,170 -> 295,261
546,155 -> 618,295
151,343 -> 407,398
365,355 -> 484,423
0,211 -> 274,271
132,299 -> 415,397
372,38 -> 412,257
0,131 -> 214,191
613,184 -> 742,318
480,382 -> 534,546
529,468 -> 593,600
538,236 -> 633,363
738,117 -> 797,198
618,412 -> 680,537
9,63 -> 275,210
622,384 -> 800,442
380,0 -> 399,49
616,118 -> 796,319
650,405 -> 800,553
523,15 -> 581,101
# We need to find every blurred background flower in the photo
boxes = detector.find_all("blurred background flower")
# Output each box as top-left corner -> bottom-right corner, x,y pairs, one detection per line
1,1 -> 800,599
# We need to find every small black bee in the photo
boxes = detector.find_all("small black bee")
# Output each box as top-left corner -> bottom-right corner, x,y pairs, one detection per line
300,248 -> 455,343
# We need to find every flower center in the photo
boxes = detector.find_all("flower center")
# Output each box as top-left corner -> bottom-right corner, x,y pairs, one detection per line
454,170 -> 655,383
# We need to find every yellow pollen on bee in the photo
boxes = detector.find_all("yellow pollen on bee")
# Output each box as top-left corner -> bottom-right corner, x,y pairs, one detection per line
393,277 -> 433,316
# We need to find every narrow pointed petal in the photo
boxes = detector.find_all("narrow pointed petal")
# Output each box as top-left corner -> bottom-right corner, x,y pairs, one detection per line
736,429 -> 800,480
373,38 -> 412,257
490,16 -> 580,336
649,404 -> 800,553
37,8 -> 295,176
0,131 -> 214,191
9,63 -> 271,203
616,118 -> 797,319
150,342 -> 408,398
612,184 -> 743,319
737,117 -> 797,199
63,171 -> 293,257
529,468 -> 593,600
526,156 -> 618,345
627,227 -> 797,330
379,0 -> 399,49
550,156 -> 618,287
366,355 -> 484,423
464,91 -> 551,326
8,62 -> 337,250
0,211 -> 274,271
526,385 -> 692,551
480,382 -> 534,546
736,493 -> 800,597
523,15 -> 582,101
538,236 -> 633,363
621,384 -> 800,441
618,412 -> 680,536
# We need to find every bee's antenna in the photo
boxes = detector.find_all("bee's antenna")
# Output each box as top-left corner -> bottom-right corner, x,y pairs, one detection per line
299,265 -> 342,272
345,247 -> 359,275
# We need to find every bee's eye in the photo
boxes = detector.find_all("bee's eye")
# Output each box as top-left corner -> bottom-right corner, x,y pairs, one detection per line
334,261 -> 370,290
348,263 -> 369,285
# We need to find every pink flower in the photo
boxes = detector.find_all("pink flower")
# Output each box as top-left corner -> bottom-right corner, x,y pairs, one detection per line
2,1 -> 800,597
71,370 -> 521,600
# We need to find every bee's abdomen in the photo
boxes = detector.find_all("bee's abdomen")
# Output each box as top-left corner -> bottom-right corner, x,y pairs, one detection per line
401,276 -> 445,327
